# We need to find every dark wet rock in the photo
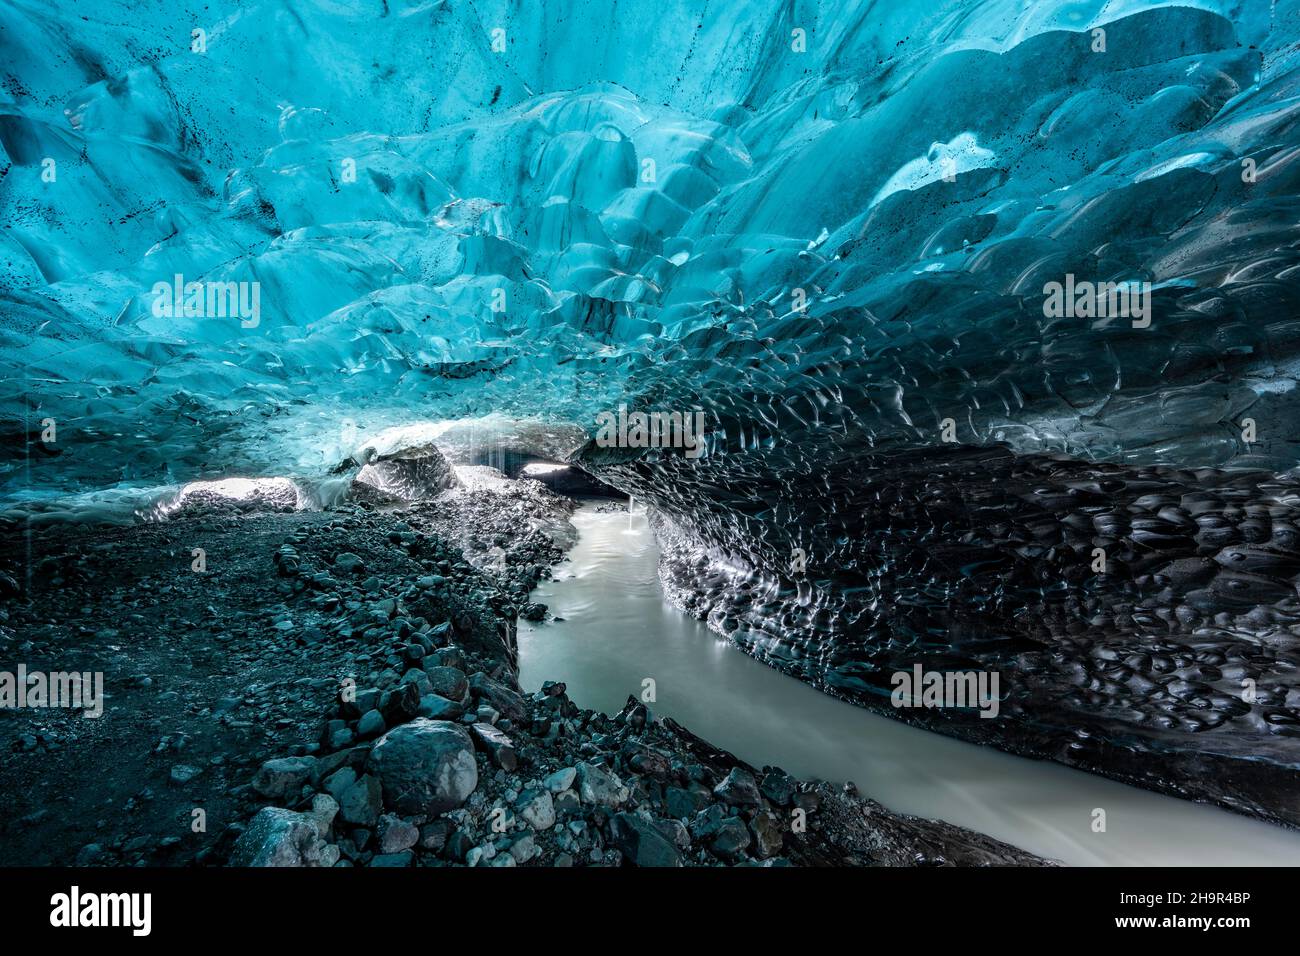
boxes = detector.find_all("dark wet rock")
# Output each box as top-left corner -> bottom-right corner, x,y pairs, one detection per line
307,794 -> 340,835
251,755 -> 317,800
333,553 -> 365,574
759,768 -> 796,806
713,766 -> 761,807
417,694 -> 464,720
793,791 -> 822,815
169,764 -> 203,785
379,681 -> 422,725
419,820 -> 449,852
469,672 -> 526,723
665,785 -> 709,819
609,812 -> 683,867
338,774 -> 383,828
507,833 -> 540,863
749,810 -> 786,859
424,665 -> 469,702
710,817 -> 752,860
356,709 -> 386,740
368,719 -> 478,816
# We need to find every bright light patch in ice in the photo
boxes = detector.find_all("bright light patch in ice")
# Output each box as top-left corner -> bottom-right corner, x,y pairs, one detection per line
352,421 -> 458,461
452,465 -> 514,493
180,477 -> 296,500
521,462 -> 570,476
870,132 -> 997,207
157,476 -> 302,515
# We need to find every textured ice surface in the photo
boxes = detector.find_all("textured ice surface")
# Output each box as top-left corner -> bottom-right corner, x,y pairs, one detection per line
3,0 -> 1298,493
5,1 -> 1300,817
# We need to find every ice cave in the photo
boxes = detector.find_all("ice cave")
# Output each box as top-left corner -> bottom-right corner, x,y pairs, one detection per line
2,0 -> 1300,882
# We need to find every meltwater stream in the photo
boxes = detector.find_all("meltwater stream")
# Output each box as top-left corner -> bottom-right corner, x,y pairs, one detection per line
519,502 -> 1300,866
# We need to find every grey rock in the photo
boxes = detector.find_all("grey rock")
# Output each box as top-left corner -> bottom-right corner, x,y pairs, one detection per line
553,789 -> 581,816
470,721 -> 518,771
665,785 -> 710,819
229,807 -> 340,867
334,552 -> 365,574
367,718 -> 478,816
507,833 -> 539,863
750,810 -> 785,859
323,766 -> 357,803
468,672 -> 526,722
419,820 -> 449,852
575,762 -> 629,808
543,767 -> 577,793
376,813 -> 420,853
307,793 -> 340,836
710,817 -> 752,860
169,764 -> 202,785
516,788 -> 556,830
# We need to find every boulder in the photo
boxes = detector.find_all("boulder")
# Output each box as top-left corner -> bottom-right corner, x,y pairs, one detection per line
575,761 -> 629,808
338,773 -> 383,827
749,810 -> 786,858
334,552 -> 365,574
516,788 -> 556,830
251,756 -> 317,801
713,766 -> 761,807
424,665 -> 469,702
665,785 -> 710,819
417,693 -> 464,720
543,767 -> 577,793
229,808 -> 339,867
759,767 -> 796,806
367,718 -> 478,816
376,813 -> 420,853
608,813 -> 683,867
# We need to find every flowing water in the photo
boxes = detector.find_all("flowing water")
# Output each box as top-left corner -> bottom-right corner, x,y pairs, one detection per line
519,502 -> 1300,866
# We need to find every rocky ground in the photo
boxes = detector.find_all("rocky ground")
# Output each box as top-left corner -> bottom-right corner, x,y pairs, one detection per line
0,468 -> 1047,867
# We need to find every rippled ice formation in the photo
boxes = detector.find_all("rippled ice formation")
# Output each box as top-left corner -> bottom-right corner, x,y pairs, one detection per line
5,1 -> 1300,820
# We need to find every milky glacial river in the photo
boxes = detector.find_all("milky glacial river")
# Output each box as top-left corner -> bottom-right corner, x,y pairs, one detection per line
519,503 -> 1300,866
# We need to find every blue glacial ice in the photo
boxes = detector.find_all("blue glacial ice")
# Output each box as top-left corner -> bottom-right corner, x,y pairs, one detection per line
2,0 -> 1297,497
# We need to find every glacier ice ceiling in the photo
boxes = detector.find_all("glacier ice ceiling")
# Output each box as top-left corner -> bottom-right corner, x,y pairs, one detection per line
5,0 -> 1300,819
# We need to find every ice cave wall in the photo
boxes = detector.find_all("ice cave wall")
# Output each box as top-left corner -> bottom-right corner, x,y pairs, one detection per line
5,0 -> 1300,820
